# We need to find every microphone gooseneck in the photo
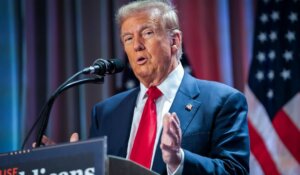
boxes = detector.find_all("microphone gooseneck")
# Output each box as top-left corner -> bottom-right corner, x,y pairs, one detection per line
22,58 -> 124,149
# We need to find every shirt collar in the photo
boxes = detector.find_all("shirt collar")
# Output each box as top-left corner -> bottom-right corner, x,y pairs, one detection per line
139,63 -> 184,101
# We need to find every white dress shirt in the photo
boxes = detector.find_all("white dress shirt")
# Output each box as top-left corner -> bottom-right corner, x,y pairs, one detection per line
126,63 -> 185,174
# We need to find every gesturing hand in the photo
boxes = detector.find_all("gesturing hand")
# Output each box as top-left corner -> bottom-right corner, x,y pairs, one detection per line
32,132 -> 79,147
160,112 -> 182,172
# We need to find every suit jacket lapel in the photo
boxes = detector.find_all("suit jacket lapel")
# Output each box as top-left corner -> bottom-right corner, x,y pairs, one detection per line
113,88 -> 140,158
152,73 -> 201,174
170,73 -> 201,136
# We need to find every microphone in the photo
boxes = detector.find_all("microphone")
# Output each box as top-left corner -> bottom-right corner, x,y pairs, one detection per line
26,58 -> 124,148
83,58 -> 125,76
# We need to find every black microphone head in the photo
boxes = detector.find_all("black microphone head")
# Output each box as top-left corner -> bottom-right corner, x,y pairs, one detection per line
93,58 -> 125,75
108,59 -> 125,74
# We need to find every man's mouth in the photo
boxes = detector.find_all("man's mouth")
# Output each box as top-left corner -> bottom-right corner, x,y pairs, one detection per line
137,57 -> 147,65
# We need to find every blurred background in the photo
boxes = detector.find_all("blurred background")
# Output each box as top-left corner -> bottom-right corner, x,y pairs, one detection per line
1,0 -> 299,174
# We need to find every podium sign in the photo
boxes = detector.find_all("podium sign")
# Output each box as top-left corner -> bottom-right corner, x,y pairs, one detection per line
0,137 -> 107,175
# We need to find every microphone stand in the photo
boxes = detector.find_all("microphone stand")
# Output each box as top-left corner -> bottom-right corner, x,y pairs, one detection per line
22,70 -> 104,149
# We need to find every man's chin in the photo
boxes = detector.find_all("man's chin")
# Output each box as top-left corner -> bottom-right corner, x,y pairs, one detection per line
135,73 -> 157,86
135,69 -> 152,78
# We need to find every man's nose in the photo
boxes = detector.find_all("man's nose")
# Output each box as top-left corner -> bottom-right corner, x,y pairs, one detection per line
133,37 -> 145,52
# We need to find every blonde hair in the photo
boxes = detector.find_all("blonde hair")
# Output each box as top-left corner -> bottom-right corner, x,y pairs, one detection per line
116,0 -> 183,60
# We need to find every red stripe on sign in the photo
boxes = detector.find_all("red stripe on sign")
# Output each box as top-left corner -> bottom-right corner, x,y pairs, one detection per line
273,109 -> 300,164
248,119 -> 280,175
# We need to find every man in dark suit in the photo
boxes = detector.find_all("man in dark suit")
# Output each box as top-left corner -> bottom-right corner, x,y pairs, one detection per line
41,0 -> 249,174
89,0 -> 249,175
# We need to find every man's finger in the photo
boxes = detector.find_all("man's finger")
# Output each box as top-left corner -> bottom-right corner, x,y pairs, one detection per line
160,142 -> 180,152
171,112 -> 180,126
42,135 -> 50,145
164,115 -> 181,145
169,117 -> 181,143
70,132 -> 79,142
41,135 -> 55,145
165,127 -> 179,146
162,115 -> 181,148
163,113 -> 172,131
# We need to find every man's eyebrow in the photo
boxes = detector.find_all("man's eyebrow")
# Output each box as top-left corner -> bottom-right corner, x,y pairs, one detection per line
121,24 -> 155,37
121,32 -> 132,38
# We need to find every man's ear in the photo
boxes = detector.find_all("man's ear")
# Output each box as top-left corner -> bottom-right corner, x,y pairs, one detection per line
170,31 -> 181,53
171,44 -> 178,50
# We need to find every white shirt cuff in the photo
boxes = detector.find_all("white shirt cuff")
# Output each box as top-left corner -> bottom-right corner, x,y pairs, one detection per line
166,148 -> 184,175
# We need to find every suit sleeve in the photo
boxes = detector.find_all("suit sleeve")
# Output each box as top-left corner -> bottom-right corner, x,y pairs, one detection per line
89,104 -> 102,138
182,92 -> 249,175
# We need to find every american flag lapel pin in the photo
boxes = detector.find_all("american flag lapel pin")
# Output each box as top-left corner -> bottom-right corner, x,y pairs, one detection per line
185,103 -> 193,111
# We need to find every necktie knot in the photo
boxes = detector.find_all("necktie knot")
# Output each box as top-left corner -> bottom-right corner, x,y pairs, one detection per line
147,86 -> 162,100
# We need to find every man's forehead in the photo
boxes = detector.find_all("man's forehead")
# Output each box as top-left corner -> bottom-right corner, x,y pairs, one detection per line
120,14 -> 161,34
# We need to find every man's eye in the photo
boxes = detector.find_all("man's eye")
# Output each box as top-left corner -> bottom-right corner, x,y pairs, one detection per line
142,30 -> 154,38
124,36 -> 133,43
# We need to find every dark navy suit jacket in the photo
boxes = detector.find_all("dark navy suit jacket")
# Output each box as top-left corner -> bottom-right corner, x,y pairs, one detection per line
90,73 -> 249,175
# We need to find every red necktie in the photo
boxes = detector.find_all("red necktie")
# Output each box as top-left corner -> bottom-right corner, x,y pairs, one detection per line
130,86 -> 162,169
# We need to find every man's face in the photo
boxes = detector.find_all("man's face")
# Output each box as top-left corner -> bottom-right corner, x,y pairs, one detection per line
120,11 -> 179,87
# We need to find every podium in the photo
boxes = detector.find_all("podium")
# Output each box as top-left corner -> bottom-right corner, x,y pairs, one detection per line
0,137 -> 158,175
